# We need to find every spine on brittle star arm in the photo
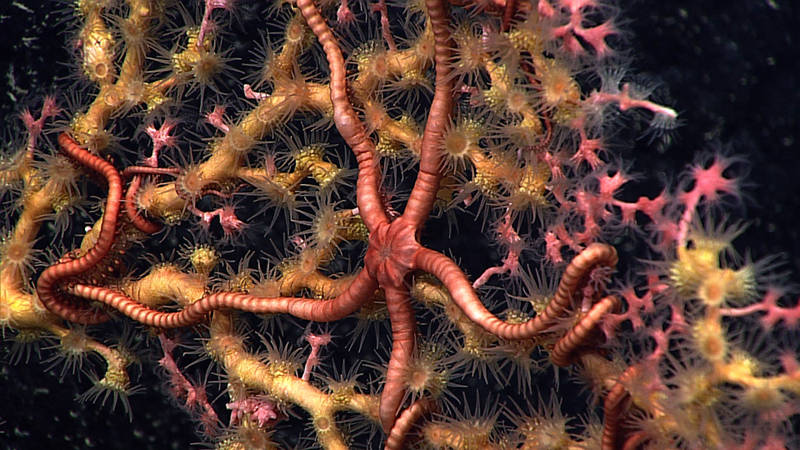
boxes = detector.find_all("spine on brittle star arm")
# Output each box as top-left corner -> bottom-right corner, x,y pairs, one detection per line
36,133 -> 122,324
379,287 -> 417,433
403,0 -> 455,229
414,243 -> 618,340
65,268 -> 378,328
296,0 -> 387,231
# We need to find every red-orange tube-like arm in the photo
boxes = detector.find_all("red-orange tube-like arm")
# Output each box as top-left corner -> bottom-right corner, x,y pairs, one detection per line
65,267 -> 378,328
385,397 -> 434,449
416,243 -> 618,340
125,175 -> 162,234
603,366 -> 636,450
551,294 -> 620,367
378,286 -> 417,432
295,0 -> 388,232
401,0 -> 455,230
37,133 -> 123,324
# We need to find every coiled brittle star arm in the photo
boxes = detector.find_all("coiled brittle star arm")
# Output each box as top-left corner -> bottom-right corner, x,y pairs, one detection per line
550,294 -> 621,367
122,166 -> 180,235
415,243 -> 619,340
40,133 -> 379,329
603,365 -> 638,450
37,132 -> 122,325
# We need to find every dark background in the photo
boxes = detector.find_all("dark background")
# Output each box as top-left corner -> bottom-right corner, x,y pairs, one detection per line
0,0 -> 797,448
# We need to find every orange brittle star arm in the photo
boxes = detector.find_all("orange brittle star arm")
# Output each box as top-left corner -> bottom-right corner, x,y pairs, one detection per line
296,0 -> 387,231
371,0 -> 457,431
65,267 -> 378,327
37,133 -> 122,325
550,294 -> 620,367
415,243 -> 619,340
401,0 -> 455,229
122,166 -> 180,235
385,397 -> 435,449
40,134 -> 379,328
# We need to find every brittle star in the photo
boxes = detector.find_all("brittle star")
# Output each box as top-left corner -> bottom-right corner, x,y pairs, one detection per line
37,0 -> 622,444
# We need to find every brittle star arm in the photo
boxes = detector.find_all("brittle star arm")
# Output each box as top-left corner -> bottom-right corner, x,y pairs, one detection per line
64,267 -> 378,328
37,133 -> 122,325
415,243 -> 619,340
550,294 -> 621,367
401,0 -> 455,229
379,286 -> 417,432
385,397 -> 434,449
122,166 -> 180,234
39,133 -> 379,327
296,0 -> 388,232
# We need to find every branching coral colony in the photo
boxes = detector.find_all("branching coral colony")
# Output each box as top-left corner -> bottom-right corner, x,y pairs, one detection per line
1,0 -> 798,448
